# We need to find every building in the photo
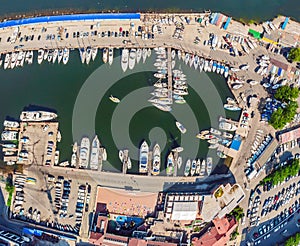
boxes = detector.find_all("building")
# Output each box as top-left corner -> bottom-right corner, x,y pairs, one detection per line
278,126 -> 300,144
192,217 -> 238,246
201,184 -> 245,222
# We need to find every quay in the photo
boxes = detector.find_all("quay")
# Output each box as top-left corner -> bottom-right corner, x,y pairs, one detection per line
167,47 -> 173,102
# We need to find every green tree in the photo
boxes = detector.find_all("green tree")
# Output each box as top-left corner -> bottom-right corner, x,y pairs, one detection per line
289,47 -> 300,62
230,206 -> 244,221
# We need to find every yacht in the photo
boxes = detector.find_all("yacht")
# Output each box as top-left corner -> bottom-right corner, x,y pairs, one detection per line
147,48 -> 151,57
91,47 -> 98,61
47,49 -> 53,63
200,159 -> 206,176
121,48 -> 129,72
223,132 -> 233,139
71,153 -> 77,167
195,159 -> 201,175
219,121 -> 237,131
57,49 -> 63,64
52,49 -> 58,63
173,89 -> 188,96
72,142 -> 78,153
184,159 -> 191,177
176,121 -> 186,134
206,157 -> 212,175
79,48 -> 86,64
152,103 -> 172,112
129,49 -> 136,70
85,47 -> 92,65
62,48 -> 69,65
109,95 -> 120,103
142,48 -> 148,63
108,48 -> 114,65
119,150 -> 124,162
177,50 -> 182,60
43,49 -> 49,60
177,156 -> 182,169
2,143 -> 16,148
224,104 -> 241,111
10,52 -> 17,69
90,135 -> 100,170
4,120 -> 19,128
4,53 -> 11,69
172,146 -> 184,152
20,111 -> 57,122
37,49 -> 44,64
191,160 -> 196,176
79,137 -> 90,169
127,157 -> 132,169
102,48 -> 108,63
149,98 -> 172,105
151,143 -> 161,176
139,140 -> 149,173
166,152 -> 174,176
210,128 -> 221,136
136,48 -> 142,63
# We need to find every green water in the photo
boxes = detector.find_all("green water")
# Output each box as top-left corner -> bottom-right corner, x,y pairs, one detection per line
0,50 -> 238,174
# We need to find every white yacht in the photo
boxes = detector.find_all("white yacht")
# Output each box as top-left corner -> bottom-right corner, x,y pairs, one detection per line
4,53 -> 11,69
79,48 -> 86,64
91,47 -> 98,61
57,49 -> 63,64
90,135 -> 100,170
121,48 -> 129,72
20,111 -> 57,122
102,48 -> 108,63
3,120 -> 19,128
79,137 -> 90,169
52,49 -> 58,63
151,143 -> 160,176
129,48 -> 136,70
85,47 -> 92,65
139,140 -> 149,173
136,48 -> 142,63
37,49 -> 44,64
62,48 -> 69,65
108,48 -> 114,65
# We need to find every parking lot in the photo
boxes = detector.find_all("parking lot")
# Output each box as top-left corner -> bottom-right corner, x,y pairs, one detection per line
11,167 -> 96,236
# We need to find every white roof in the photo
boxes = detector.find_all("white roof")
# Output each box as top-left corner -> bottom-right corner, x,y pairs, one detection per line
171,202 -> 198,221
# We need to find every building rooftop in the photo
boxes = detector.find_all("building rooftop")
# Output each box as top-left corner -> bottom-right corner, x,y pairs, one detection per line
171,201 -> 198,221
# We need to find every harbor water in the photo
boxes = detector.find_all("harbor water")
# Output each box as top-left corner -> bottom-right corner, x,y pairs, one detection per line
0,50 -> 238,174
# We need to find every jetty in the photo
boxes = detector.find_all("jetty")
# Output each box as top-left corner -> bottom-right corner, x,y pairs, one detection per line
167,47 -> 173,102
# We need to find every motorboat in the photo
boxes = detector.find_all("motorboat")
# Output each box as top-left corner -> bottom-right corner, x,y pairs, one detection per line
224,104 -> 241,111
62,48 -> 69,65
79,48 -> 86,64
199,159 -> 206,176
142,48 -> 148,63
184,159 -> 191,177
57,49 -> 63,64
109,95 -> 120,103
90,135 -> 100,170
91,47 -> 98,61
85,47 -> 92,65
172,146 -> 184,152
195,159 -> 201,175
129,48 -> 136,70
72,142 -> 78,153
219,121 -> 237,131
206,157 -> 212,175
119,150 -> 124,162
176,121 -> 186,134
121,48 -> 129,72
3,120 -> 19,128
102,48 -> 108,63
152,103 -> 172,112
20,111 -> 57,122
177,156 -> 182,169
223,132 -> 233,139
139,140 -> 149,173
136,48 -> 142,63
37,49 -> 44,64
79,137 -> 90,169
166,152 -> 174,176
151,143 -> 161,175
52,49 -> 58,63
191,160 -> 196,176
108,48 -> 114,65
210,128 -> 221,136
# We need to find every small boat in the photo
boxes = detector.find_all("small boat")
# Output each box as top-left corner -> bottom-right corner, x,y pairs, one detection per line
102,148 -> 107,161
79,48 -> 86,64
43,49 -> 49,60
206,157 -> 212,175
147,48 -> 151,57
193,55 -> 199,70
185,53 -> 190,65
151,143 -> 161,176
224,104 -> 241,111
142,48 -> 148,63
57,49 -> 63,64
172,147 -> 184,152
176,121 -> 186,134
200,160 -> 206,176
139,140 -> 149,173
241,64 -> 249,70
219,121 -> 237,131
191,160 -> 197,176
57,131 -> 62,142
102,48 -> 108,63
129,48 -> 136,70
226,97 -> 236,104
54,150 -> 60,165
195,159 -> 201,175
249,80 -> 259,86
166,152 -> 174,176
121,48 -> 129,72
189,55 -> 194,67
119,150 -> 124,162
136,48 -> 142,63
52,49 -> 58,63
37,49 -> 44,64
184,159 -> 191,177
2,143 -> 16,148
209,143 -> 219,149
91,47 -> 98,61
177,50 -> 182,60
90,135 -> 100,170
210,128 -> 221,136
223,132 -> 233,139
108,48 -> 114,65
127,157 -> 132,169
3,53 -> 11,69
62,48 -> 69,65
208,138 -> 219,144
3,120 -> 19,128
171,49 -> 176,59
72,142 -> 78,153
71,153 -> 77,167
173,89 -> 188,96
175,99 -> 186,104
177,156 -> 182,169
152,103 -> 172,112
109,95 -> 120,103
79,137 -> 90,168
149,98 -> 172,105
224,66 -> 229,78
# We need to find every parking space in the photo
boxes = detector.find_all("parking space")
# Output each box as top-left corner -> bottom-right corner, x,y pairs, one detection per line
11,168 -> 96,236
